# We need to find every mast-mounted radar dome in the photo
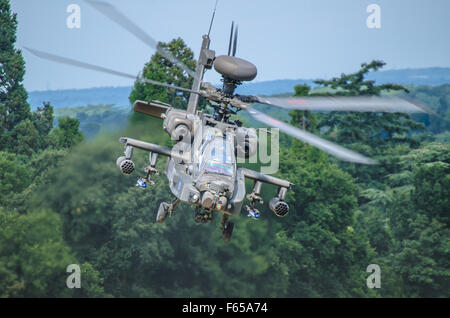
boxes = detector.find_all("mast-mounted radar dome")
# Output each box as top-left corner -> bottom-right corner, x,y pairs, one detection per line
214,55 -> 257,82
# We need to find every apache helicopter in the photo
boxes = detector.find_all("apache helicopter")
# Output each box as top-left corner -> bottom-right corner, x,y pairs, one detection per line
25,1 -> 430,241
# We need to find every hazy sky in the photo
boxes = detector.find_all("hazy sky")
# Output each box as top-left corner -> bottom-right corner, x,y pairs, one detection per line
10,0 -> 450,91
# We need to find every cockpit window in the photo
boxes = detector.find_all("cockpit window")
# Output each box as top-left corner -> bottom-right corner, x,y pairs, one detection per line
209,140 -> 233,164
204,161 -> 233,177
198,135 -> 235,178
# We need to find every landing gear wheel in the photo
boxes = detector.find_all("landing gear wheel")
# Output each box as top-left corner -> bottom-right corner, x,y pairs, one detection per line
221,214 -> 234,242
156,202 -> 170,223
156,199 -> 179,223
222,221 -> 234,242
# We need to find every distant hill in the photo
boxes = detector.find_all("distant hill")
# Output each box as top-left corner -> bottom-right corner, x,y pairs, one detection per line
53,104 -> 130,139
28,67 -> 450,109
366,67 -> 450,87
29,86 -> 133,109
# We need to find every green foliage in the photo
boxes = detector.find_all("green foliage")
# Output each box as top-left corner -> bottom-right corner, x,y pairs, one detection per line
404,85 -> 450,135
0,208 -> 104,297
293,84 -> 310,96
413,162 -> 449,224
2,148 -> 68,213
0,208 -> 76,297
73,262 -> 105,298
0,151 -> 30,205
129,38 -> 196,109
32,102 -> 54,137
0,0 -> 30,134
0,1 -> 82,155
314,61 -> 424,149
272,142 -> 375,297
314,61 -> 409,96
52,116 -> 84,149
359,143 -> 450,297
54,104 -> 129,139
289,84 -> 318,132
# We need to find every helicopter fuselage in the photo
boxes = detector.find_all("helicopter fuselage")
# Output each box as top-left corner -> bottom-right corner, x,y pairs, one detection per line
165,114 -> 246,216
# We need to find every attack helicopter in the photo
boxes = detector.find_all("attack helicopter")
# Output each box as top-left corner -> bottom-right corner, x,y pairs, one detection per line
25,0 -> 430,241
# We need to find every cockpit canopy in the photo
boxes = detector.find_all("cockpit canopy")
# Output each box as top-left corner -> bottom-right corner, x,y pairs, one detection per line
197,131 -> 235,178
204,160 -> 233,177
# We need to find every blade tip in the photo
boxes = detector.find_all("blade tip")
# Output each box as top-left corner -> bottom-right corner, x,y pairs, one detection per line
358,158 -> 379,165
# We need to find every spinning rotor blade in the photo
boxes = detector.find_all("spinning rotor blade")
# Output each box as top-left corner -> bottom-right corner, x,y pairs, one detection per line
249,96 -> 431,114
245,107 -> 378,165
85,0 -> 197,79
23,47 -> 201,95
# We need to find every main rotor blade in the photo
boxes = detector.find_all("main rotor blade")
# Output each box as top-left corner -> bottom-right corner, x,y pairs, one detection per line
250,96 -> 431,113
85,0 -> 197,79
245,107 -> 378,165
23,47 -> 201,95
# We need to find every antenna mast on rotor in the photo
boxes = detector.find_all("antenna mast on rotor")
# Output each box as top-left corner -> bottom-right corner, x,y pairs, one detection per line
187,1 -> 217,114
208,0 -> 219,37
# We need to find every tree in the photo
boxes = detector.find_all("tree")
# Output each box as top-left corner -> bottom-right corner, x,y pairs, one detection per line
0,0 -> 32,152
129,38 -> 196,109
32,102 -> 54,146
270,142 -> 376,297
0,151 -> 30,205
1,1 -> 78,155
9,119 -> 41,156
313,61 -> 423,149
386,158 -> 450,297
0,208 -> 104,297
1,147 -> 68,213
359,143 -> 450,297
52,116 -> 83,149
0,208 -> 74,297
289,84 -> 318,132
406,84 -> 450,135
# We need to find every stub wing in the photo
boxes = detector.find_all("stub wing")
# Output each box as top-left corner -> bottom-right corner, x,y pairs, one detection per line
133,100 -> 171,119
120,137 -> 173,157
239,168 -> 293,189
